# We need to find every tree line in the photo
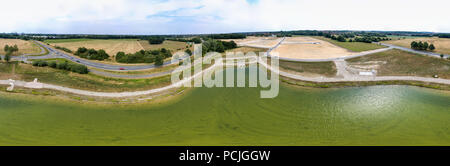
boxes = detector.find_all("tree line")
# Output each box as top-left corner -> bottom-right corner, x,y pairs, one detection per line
410,41 -> 435,51
167,37 -> 202,44
201,40 -> 237,55
115,48 -> 172,65
32,60 -> 89,74
325,34 -> 390,43
54,46 -> 72,53
74,47 -> 110,60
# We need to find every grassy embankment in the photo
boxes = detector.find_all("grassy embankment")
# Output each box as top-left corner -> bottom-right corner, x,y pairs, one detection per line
314,36 -> 387,52
347,49 -> 450,79
0,61 -> 172,92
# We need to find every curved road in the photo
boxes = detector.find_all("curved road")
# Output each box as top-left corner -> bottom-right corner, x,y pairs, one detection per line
1,56 -> 449,98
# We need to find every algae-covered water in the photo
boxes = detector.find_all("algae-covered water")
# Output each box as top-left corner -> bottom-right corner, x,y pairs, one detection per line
0,84 -> 449,145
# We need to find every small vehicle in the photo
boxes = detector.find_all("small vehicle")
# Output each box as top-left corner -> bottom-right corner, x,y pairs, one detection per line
119,68 -> 125,70
76,60 -> 80,63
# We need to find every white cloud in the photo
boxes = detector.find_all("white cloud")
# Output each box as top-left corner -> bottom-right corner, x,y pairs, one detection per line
1,0 -> 449,34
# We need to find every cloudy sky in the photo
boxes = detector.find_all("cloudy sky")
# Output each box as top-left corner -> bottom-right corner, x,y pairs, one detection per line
1,0 -> 449,34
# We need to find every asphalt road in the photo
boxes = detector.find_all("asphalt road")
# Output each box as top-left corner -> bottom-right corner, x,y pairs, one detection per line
34,41 -> 179,71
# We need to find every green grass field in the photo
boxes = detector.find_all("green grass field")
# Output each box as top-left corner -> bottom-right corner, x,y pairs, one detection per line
314,36 -> 387,52
347,49 -> 450,79
0,83 -> 449,145
279,60 -> 336,77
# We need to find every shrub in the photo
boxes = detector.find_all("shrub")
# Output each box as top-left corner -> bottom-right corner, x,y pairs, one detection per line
49,61 -> 57,68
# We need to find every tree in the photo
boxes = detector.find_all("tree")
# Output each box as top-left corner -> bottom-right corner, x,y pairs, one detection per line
429,44 -> 435,51
185,49 -> 192,56
337,35 -> 346,42
4,52 -> 11,62
411,41 -> 418,49
4,45 -> 9,52
154,54 -> 164,66
423,42 -> 429,50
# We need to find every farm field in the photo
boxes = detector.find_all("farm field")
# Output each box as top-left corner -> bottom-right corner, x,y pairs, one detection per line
139,40 -> 190,52
0,39 -> 41,55
45,38 -> 144,56
314,36 -> 387,52
223,36 -> 283,48
347,49 -> 450,79
383,37 -> 450,55
273,36 -> 356,59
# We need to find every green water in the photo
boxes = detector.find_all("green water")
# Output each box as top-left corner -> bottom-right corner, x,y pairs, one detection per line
0,85 -> 449,145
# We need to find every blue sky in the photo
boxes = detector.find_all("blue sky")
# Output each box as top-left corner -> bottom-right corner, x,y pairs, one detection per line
1,0 -> 450,34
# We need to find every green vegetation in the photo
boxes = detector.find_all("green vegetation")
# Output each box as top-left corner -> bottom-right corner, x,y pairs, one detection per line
347,49 -> 450,79
278,60 -> 337,77
54,45 -> 72,53
32,59 -> 88,74
410,41 -> 435,51
0,62 -> 172,91
115,48 -> 172,65
3,44 -> 19,62
207,33 -> 246,39
74,47 -> 109,60
148,36 -> 165,44
0,83 -> 449,145
315,36 -> 387,52
202,39 -> 237,55
45,38 -> 95,43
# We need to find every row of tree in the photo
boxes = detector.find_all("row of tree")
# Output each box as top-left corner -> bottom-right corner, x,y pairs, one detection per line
148,36 -> 165,44
54,46 -> 72,53
410,41 -> 435,51
32,60 -> 89,74
325,34 -> 390,43
2,44 -> 19,62
115,48 -> 172,65
74,47 -> 110,60
207,34 -> 246,39
167,37 -> 202,44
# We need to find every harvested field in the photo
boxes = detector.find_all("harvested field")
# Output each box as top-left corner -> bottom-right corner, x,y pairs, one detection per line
273,37 -> 355,59
46,39 -> 144,56
139,40 -> 189,52
0,39 -> 41,55
223,36 -> 283,48
383,37 -> 450,55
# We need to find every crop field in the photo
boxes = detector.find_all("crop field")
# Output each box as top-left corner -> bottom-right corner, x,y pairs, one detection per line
139,40 -> 190,52
223,36 -> 283,48
383,37 -> 450,55
347,49 -> 450,79
45,39 -> 145,56
314,36 -> 387,52
273,37 -> 356,59
0,39 -> 41,55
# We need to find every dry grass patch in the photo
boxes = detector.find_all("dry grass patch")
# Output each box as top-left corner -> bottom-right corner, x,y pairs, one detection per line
139,40 -> 189,52
383,37 -> 450,55
0,39 -> 41,55
273,37 -> 355,59
347,49 -> 450,79
48,39 -> 144,56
